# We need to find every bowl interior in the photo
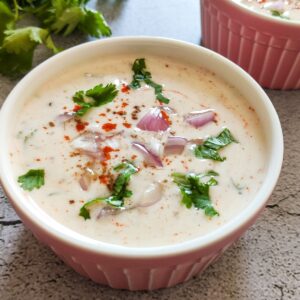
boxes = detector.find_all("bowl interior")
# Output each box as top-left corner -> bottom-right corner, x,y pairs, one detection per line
0,37 -> 283,258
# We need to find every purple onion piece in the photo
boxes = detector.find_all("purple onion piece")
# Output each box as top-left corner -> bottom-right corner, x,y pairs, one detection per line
185,110 -> 215,128
56,112 -> 76,123
137,108 -> 169,132
132,142 -> 163,167
72,131 -> 104,160
164,136 -> 188,155
159,105 -> 177,114
96,206 -> 120,219
79,174 -> 90,191
136,183 -> 163,208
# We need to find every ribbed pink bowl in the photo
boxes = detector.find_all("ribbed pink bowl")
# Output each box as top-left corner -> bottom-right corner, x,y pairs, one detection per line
0,37 -> 283,290
201,0 -> 300,90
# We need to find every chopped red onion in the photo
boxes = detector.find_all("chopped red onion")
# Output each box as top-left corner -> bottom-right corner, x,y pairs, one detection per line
132,142 -> 163,167
164,136 -> 187,155
72,132 -> 103,159
72,132 -> 101,153
136,182 -> 163,208
185,110 -> 215,128
56,112 -> 76,123
188,138 -> 203,146
137,108 -> 169,132
159,105 -> 176,114
96,206 -> 120,219
79,174 -> 90,191
264,1 -> 285,12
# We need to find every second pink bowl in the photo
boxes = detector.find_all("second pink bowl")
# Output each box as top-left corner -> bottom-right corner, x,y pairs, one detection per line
201,0 -> 300,90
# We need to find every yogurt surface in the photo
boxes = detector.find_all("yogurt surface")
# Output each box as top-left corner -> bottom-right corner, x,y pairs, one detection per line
234,0 -> 300,21
10,54 -> 266,247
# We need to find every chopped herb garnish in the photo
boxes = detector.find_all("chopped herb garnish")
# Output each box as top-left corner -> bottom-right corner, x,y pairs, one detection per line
79,161 -> 138,220
231,179 -> 245,195
172,171 -> 219,217
129,58 -> 170,104
194,128 -> 237,161
18,169 -> 45,191
270,10 -> 289,19
24,129 -> 37,143
73,83 -> 118,116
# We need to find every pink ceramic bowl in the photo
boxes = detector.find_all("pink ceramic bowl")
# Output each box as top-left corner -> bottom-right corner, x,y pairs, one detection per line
0,37 -> 283,290
201,0 -> 300,90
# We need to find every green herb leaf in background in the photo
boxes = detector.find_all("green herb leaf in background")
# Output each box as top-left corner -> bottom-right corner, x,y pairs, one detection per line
194,128 -> 237,161
73,83 -> 118,116
18,169 -> 45,191
172,171 -> 219,217
0,26 -> 58,76
0,0 -> 111,77
0,1 -> 15,44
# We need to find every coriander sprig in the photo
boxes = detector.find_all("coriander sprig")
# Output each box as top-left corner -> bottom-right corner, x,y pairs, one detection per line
129,58 -> 170,104
194,128 -> 237,161
79,161 -> 138,220
18,169 -> 45,191
72,83 -> 118,116
0,0 -> 111,77
172,171 -> 219,217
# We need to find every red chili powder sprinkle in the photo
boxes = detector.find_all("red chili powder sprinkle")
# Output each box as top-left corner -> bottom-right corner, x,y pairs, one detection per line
99,174 -> 109,185
103,146 -> 115,160
64,135 -> 70,141
73,105 -> 82,112
99,113 -> 106,117
75,120 -> 89,132
121,84 -> 130,93
131,154 -> 137,160
116,111 -> 126,116
101,161 -> 108,169
123,122 -> 132,128
76,122 -> 85,132
102,123 -> 117,132
160,110 -> 171,125
121,102 -> 128,108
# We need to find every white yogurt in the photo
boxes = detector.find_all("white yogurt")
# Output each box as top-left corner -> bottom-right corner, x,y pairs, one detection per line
11,54 -> 266,247
235,0 -> 300,21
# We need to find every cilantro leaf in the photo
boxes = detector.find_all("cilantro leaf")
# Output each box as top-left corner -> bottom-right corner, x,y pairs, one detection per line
194,128 -> 237,161
36,0 -> 111,37
18,169 -> 45,191
72,83 -> 118,116
172,171 -> 219,217
0,26 -> 58,76
129,58 -> 170,104
79,8 -> 111,37
0,1 -> 15,43
0,0 -> 111,77
270,10 -> 289,19
79,162 -> 138,220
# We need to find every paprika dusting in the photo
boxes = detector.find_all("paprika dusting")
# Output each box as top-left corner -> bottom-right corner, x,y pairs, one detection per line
102,123 -> 117,132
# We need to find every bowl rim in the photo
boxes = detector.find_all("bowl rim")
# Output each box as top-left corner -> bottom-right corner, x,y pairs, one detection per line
230,0 -> 300,27
0,36 -> 284,259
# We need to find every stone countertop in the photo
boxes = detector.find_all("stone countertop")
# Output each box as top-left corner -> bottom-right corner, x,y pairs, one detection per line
0,1 -> 299,299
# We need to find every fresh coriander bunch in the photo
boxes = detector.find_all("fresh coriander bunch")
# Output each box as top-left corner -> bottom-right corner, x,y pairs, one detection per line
0,0 -> 111,76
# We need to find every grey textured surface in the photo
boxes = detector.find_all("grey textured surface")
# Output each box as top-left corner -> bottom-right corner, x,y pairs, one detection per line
0,1 -> 299,299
